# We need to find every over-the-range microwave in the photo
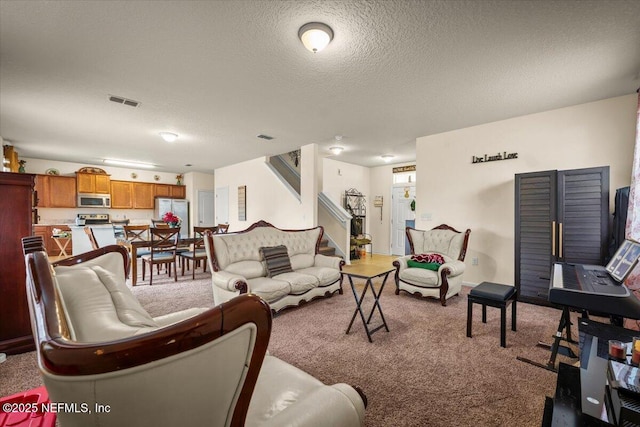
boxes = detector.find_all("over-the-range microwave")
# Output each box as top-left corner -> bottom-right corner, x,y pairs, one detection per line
77,193 -> 111,208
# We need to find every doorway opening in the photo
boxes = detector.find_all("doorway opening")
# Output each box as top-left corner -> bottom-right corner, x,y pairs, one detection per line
391,184 -> 415,255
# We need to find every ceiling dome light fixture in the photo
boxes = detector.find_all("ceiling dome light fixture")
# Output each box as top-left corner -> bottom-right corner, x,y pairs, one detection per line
299,22 -> 334,53
381,154 -> 394,163
159,132 -> 178,143
330,146 -> 344,155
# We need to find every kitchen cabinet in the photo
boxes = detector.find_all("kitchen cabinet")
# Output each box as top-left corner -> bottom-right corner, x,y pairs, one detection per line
171,185 -> 186,199
110,180 -> 133,208
77,172 -> 110,194
2,145 -> 19,172
0,172 -> 35,354
35,174 -> 76,208
111,181 -> 156,209
514,166 -> 609,305
33,225 -> 73,257
154,183 -> 186,199
133,182 -> 154,209
154,184 -> 171,198
39,175 -> 186,210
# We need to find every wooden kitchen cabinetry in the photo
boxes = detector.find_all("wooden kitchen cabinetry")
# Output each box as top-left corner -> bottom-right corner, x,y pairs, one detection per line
112,181 -> 183,209
110,180 -> 133,208
33,225 -> 73,257
37,174 -> 186,210
34,174 -> 76,208
77,171 -> 110,194
171,185 -> 186,198
133,182 -> 155,209
2,145 -> 19,172
154,183 -> 186,199
0,172 -> 35,354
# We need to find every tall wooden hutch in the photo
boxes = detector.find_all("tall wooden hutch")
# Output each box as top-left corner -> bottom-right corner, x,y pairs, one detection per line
0,172 -> 36,354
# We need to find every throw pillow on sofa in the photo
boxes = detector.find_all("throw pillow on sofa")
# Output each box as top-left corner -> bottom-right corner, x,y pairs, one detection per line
406,260 -> 441,271
411,253 -> 445,264
408,253 -> 445,271
260,245 -> 293,278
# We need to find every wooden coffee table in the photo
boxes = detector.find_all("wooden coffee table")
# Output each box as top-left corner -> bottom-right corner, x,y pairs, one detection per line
342,267 -> 393,342
51,235 -> 71,257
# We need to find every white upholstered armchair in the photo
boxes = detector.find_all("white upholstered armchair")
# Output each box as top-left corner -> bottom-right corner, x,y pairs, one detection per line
22,239 -> 366,427
393,224 -> 471,306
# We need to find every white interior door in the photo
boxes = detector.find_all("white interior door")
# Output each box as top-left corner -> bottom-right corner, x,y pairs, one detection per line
215,186 -> 229,225
391,185 -> 415,255
198,190 -> 215,226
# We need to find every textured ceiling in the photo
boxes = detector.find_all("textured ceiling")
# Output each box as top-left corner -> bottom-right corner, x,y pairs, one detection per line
1,0 -> 639,173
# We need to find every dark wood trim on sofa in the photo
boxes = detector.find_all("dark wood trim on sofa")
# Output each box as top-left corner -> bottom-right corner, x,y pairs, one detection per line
204,220 -> 346,299
406,224 -> 470,262
22,243 -> 273,427
395,224 -> 471,306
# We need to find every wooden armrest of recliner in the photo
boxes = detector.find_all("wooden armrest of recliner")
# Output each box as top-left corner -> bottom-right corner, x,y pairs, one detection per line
23,244 -> 273,427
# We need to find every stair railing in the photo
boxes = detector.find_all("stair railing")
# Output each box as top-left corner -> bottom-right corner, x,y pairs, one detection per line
318,192 -> 352,262
265,154 -> 301,200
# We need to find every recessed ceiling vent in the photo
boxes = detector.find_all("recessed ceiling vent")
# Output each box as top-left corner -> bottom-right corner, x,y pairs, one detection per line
108,94 -> 140,108
257,134 -> 274,141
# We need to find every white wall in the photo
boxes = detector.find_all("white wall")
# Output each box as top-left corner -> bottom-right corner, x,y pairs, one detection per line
214,144 -> 318,231
184,171 -> 215,232
322,157 -> 370,230
300,144 -> 318,227
322,158 -> 370,207
22,158 -> 180,182
415,94 -> 638,286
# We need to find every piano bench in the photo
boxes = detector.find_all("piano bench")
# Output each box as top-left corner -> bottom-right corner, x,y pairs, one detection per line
466,282 -> 517,348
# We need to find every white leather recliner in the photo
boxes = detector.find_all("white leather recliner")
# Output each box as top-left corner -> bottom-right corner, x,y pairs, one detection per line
22,240 -> 366,427
393,224 -> 471,306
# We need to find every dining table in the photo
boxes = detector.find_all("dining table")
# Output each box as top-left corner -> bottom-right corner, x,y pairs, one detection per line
128,236 -> 197,286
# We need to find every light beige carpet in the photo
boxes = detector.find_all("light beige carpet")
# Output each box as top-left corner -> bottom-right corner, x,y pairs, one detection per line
1,264 -> 577,426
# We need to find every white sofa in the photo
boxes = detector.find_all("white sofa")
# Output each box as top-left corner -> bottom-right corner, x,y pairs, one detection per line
393,224 -> 471,306
204,220 -> 345,313
22,241 -> 366,427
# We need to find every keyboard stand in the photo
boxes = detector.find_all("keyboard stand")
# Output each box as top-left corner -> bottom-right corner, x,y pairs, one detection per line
517,306 -> 579,372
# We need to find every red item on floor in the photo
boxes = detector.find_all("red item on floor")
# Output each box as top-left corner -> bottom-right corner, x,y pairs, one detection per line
0,386 -> 56,427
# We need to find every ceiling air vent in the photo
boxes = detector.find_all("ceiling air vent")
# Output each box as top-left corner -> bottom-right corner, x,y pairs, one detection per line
257,134 -> 274,141
108,94 -> 140,108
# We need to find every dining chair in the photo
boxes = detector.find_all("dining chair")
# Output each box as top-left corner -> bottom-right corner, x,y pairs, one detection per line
124,224 -> 150,241
151,219 -> 170,228
216,223 -> 230,234
178,226 -> 215,279
123,224 -> 152,258
151,220 -> 188,270
84,226 -> 100,250
151,221 -> 176,265
141,227 -> 180,285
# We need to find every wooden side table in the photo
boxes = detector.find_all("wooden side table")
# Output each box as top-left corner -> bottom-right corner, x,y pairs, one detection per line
51,235 -> 71,257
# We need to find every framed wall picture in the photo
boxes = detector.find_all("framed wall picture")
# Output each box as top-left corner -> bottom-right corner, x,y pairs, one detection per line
238,185 -> 246,221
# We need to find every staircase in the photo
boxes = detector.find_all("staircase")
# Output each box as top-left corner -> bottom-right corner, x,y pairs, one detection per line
319,238 -> 337,257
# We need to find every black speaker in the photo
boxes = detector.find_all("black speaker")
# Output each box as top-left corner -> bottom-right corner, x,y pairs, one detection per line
608,386 -> 640,427
607,186 -> 630,263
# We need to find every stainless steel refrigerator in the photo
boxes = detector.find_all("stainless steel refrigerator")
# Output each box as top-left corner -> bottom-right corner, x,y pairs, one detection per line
155,198 -> 189,235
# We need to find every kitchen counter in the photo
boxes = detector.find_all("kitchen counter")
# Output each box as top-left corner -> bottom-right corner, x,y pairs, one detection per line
69,223 -> 151,255
70,224 -> 118,255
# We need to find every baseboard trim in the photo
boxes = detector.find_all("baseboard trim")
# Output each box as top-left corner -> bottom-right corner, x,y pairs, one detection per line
0,335 -> 35,355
